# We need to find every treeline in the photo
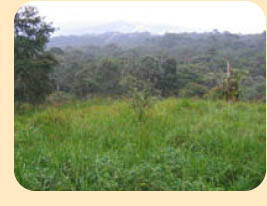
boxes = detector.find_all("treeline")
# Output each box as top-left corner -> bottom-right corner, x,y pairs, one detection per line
48,31 -> 266,102
15,6 -> 266,105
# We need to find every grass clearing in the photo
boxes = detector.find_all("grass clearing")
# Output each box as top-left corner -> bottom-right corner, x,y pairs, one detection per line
14,98 -> 266,190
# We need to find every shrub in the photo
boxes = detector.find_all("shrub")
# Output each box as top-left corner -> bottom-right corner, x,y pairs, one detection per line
46,91 -> 74,105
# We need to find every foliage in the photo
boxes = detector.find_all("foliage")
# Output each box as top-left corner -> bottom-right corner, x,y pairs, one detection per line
179,82 -> 208,98
15,98 -> 266,190
120,74 -> 154,121
46,91 -> 74,105
14,6 -> 57,104
129,86 -> 152,121
14,5 -> 266,192
206,68 -> 249,102
43,30 -> 266,102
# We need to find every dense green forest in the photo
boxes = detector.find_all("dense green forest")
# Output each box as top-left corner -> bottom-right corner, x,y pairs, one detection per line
47,30 -> 266,102
15,6 -> 266,105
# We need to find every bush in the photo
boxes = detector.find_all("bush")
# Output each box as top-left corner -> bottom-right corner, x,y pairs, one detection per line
179,83 -> 208,98
14,103 -> 33,114
46,91 -> 74,105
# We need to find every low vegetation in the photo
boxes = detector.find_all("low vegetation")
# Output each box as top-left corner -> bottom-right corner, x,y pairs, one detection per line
15,98 -> 266,191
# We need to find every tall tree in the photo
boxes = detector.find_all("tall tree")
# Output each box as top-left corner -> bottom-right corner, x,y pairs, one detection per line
14,6 -> 57,104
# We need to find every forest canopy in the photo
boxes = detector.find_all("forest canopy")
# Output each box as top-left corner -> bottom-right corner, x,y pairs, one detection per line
15,6 -> 266,104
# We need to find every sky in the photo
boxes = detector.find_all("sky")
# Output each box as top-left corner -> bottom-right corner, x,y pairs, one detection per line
25,1 -> 266,36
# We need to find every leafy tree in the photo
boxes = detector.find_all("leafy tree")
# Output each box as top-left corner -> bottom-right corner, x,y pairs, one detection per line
14,6 -> 57,104
72,63 -> 97,98
159,58 -> 178,96
95,58 -> 121,94
140,56 -> 160,81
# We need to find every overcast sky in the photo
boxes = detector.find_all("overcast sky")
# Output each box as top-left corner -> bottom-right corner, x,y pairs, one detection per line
25,1 -> 266,35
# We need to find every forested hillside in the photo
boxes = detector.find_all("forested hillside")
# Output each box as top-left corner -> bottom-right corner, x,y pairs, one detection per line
15,6 -> 266,106
45,31 -> 266,103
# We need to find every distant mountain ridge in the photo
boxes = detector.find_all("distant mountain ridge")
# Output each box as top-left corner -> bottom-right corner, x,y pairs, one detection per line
47,28 -> 266,51
47,32 -> 155,49
54,21 -> 208,36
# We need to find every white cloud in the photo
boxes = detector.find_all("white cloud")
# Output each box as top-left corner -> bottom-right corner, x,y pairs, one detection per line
25,1 -> 266,35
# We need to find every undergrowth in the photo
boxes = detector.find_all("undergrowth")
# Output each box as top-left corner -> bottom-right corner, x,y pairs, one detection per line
14,98 -> 266,191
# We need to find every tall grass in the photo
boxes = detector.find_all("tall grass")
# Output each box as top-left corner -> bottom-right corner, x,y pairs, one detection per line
14,98 -> 266,190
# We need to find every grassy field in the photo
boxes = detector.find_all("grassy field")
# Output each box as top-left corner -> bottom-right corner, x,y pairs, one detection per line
14,98 -> 266,191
